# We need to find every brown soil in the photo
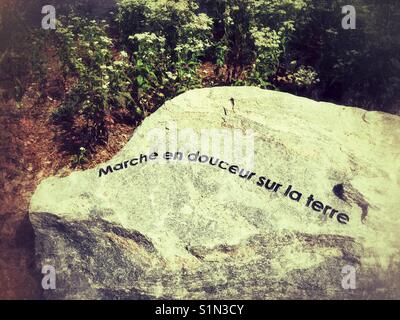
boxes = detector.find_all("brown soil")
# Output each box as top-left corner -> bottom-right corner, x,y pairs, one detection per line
0,53 -> 137,299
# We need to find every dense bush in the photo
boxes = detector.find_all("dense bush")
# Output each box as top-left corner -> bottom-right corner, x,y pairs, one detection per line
191,0 -> 319,88
291,0 -> 400,111
116,0 -> 213,111
2,0 -> 399,150
116,0 -> 324,92
52,16 -> 137,143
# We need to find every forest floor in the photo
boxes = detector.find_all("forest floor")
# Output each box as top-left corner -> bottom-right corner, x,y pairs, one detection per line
0,53 -> 137,299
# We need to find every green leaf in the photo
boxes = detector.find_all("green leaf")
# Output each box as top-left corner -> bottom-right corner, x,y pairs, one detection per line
136,75 -> 145,86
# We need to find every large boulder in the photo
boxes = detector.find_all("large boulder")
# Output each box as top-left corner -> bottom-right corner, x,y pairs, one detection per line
29,87 -> 400,299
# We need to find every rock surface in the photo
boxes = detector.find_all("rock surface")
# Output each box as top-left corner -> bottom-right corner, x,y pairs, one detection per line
29,87 -> 400,299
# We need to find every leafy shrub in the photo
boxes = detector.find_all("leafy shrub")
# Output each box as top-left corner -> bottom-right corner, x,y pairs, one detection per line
129,32 -> 168,111
197,0 -> 315,88
291,0 -> 400,110
248,26 -> 283,87
293,66 -> 319,87
117,0 -> 213,110
52,15 -> 137,143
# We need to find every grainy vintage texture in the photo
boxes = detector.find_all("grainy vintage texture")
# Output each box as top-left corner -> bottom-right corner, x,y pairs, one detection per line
30,87 -> 400,299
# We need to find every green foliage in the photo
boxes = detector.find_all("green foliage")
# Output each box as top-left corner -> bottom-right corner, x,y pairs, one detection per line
129,32 -> 167,111
72,146 -> 88,166
117,0 -> 213,110
293,66 -> 319,87
197,0 -> 314,88
172,12 -> 213,92
52,15 -> 136,143
291,0 -> 400,110
3,0 -> 397,141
